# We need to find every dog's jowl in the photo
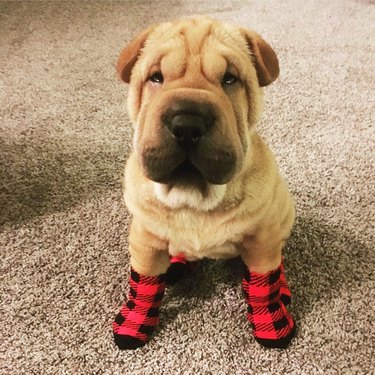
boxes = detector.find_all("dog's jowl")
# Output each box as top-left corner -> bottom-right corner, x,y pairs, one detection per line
113,16 -> 296,350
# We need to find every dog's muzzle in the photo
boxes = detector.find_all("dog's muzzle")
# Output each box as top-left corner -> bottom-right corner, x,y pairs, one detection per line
142,99 -> 238,186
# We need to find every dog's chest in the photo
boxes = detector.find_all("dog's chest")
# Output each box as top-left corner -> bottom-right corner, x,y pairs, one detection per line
153,210 -> 251,260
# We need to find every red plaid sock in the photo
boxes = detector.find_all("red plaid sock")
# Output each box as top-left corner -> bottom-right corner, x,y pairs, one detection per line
113,269 -> 166,350
242,263 -> 296,349
166,254 -> 191,285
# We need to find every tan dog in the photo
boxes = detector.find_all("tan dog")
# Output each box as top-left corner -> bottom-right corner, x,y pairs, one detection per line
113,16 -> 296,350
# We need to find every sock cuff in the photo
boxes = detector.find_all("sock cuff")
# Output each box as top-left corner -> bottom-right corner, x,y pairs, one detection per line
242,263 -> 283,287
130,268 -> 167,284
242,262 -> 291,306
129,268 -> 167,304
170,254 -> 187,264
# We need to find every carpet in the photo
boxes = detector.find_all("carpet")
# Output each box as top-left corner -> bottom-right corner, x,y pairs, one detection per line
1,1 -> 374,374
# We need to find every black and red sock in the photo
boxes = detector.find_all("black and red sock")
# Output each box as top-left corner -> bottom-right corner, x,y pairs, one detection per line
113,269 -> 166,350
242,262 -> 296,349
166,254 -> 192,285
113,259 -> 295,350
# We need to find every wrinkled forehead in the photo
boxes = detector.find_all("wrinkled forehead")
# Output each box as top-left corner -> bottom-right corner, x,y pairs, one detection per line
138,18 -> 252,81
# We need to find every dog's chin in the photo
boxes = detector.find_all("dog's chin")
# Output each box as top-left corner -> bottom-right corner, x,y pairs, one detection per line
153,181 -> 227,211
152,161 -> 227,211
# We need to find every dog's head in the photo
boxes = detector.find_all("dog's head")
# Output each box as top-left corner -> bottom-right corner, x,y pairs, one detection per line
118,17 -> 279,210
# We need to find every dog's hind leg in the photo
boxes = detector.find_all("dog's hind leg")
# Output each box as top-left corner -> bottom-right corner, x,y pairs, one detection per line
166,254 -> 195,285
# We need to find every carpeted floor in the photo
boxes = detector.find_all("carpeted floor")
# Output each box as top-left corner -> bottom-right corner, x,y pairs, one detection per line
1,1 -> 374,374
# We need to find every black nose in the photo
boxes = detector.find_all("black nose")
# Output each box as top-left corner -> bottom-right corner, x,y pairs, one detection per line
168,114 -> 206,148
164,101 -> 215,149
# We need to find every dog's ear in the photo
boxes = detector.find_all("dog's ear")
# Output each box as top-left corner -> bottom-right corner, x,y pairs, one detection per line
117,27 -> 153,83
241,29 -> 279,87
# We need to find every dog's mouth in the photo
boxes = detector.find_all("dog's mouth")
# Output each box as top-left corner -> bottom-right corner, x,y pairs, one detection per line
166,160 -> 207,191
143,151 -> 237,188
142,142 -> 238,187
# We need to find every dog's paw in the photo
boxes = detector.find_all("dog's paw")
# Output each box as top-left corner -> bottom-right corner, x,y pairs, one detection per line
254,320 -> 296,349
113,333 -> 147,350
166,255 -> 194,285
166,261 -> 190,285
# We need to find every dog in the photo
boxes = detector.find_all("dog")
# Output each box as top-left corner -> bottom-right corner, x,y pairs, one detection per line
113,16 -> 296,350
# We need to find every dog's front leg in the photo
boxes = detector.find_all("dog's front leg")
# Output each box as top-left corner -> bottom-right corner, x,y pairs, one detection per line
113,219 -> 170,350
241,233 -> 296,349
128,219 -> 170,277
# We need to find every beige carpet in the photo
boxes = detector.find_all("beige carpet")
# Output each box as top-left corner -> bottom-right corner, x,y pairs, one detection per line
1,1 -> 374,374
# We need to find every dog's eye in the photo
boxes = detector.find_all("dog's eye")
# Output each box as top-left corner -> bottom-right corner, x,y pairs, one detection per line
149,72 -> 164,84
221,72 -> 238,86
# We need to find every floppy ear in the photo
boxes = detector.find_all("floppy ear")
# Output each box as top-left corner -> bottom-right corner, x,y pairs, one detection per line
117,27 -> 153,83
241,29 -> 279,87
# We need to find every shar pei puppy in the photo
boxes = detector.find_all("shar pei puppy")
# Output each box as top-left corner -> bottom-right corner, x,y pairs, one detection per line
113,16 -> 296,350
